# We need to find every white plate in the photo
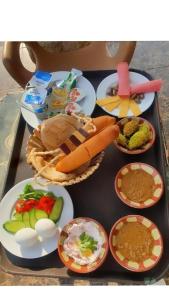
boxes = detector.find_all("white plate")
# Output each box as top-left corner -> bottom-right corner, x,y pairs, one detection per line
21,71 -> 96,128
96,71 -> 155,117
0,178 -> 74,259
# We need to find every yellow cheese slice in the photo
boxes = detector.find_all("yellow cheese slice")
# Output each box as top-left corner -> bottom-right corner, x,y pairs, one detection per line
96,96 -> 120,106
119,98 -> 130,118
103,100 -> 120,112
129,99 -> 142,116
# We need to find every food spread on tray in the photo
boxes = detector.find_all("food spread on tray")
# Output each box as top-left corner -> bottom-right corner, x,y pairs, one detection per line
116,117 -> 154,151
109,215 -> 163,272
96,62 -> 163,117
0,66 -> 166,277
21,69 -> 87,120
3,184 -> 63,248
27,114 -> 119,184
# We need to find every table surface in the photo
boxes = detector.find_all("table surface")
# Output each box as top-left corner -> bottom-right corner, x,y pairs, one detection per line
1,42 -> 169,285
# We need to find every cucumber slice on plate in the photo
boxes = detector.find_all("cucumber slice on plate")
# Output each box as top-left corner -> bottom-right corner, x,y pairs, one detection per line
35,209 -> 48,220
3,220 -> 25,234
23,211 -> 31,228
29,208 -> 37,229
49,197 -> 64,223
13,212 -> 23,221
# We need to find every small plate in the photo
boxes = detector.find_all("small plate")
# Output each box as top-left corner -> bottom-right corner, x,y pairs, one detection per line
114,117 -> 156,155
96,71 -> 155,117
115,163 -> 164,209
58,217 -> 108,273
109,215 -> 163,272
21,71 -> 96,128
0,178 -> 74,259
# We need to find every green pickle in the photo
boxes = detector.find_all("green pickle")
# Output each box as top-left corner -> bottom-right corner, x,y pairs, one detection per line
118,119 -> 151,150
128,131 -> 149,150
117,133 -> 128,147
123,119 -> 139,137
139,122 -> 150,136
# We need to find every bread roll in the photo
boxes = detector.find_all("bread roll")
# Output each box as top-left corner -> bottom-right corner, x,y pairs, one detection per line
41,114 -> 81,150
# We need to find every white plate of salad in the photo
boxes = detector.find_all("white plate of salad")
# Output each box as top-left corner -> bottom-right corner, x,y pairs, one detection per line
0,178 -> 74,259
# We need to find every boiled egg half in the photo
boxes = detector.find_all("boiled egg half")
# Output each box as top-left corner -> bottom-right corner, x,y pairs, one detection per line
35,219 -> 57,239
15,228 -> 38,248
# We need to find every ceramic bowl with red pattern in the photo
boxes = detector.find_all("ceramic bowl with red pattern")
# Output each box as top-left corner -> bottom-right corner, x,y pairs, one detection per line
109,215 -> 163,272
58,217 -> 108,273
114,117 -> 155,155
115,162 -> 164,209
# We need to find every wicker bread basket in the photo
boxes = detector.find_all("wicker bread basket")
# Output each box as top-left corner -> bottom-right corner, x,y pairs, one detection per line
26,114 -> 104,186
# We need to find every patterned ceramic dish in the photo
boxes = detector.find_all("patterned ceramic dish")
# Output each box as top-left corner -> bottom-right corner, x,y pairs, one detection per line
114,117 -> 155,155
109,215 -> 163,272
58,217 -> 109,273
115,162 -> 164,209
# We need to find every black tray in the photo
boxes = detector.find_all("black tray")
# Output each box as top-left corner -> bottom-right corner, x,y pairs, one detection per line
1,69 -> 169,285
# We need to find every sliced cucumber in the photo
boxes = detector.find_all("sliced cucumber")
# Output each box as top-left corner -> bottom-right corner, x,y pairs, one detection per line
29,208 -> 37,229
49,197 -> 64,223
23,211 -> 31,228
3,220 -> 25,234
13,212 -> 23,221
35,209 -> 48,220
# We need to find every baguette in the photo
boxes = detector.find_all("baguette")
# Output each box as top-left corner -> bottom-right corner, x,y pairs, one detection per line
59,116 -> 116,154
56,124 -> 119,173
85,115 -> 116,137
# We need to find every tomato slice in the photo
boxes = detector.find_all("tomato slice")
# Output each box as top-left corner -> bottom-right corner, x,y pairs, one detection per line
37,196 -> 55,214
15,199 -> 38,213
15,200 -> 27,213
15,196 -> 55,214
24,199 -> 38,211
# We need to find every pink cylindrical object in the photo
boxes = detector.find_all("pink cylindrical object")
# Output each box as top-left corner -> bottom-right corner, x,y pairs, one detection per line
117,62 -> 130,97
130,79 -> 163,94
